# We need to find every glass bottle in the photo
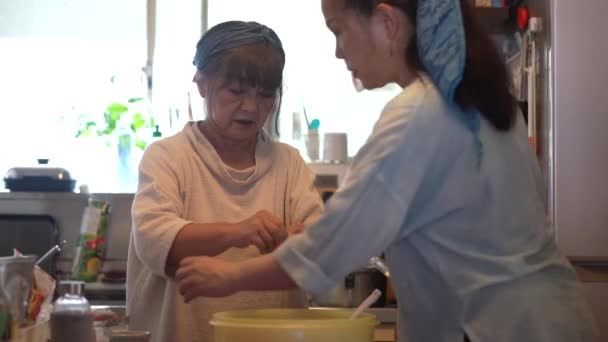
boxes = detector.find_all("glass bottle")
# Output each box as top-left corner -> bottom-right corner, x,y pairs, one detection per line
50,281 -> 94,342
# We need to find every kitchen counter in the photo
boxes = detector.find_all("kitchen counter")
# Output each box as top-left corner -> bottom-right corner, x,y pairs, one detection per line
85,282 -> 126,306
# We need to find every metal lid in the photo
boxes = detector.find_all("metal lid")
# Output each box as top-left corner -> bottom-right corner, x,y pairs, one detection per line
4,167 -> 72,180
59,280 -> 85,296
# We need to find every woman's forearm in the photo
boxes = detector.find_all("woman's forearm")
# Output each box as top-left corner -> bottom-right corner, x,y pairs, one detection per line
166,222 -> 236,275
234,253 -> 297,292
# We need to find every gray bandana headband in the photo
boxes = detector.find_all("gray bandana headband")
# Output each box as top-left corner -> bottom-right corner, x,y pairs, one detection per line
193,20 -> 285,71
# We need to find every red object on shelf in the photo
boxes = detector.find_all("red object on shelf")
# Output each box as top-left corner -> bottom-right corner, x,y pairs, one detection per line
517,6 -> 530,30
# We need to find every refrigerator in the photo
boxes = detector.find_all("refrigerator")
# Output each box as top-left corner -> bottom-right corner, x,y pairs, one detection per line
526,0 -> 608,337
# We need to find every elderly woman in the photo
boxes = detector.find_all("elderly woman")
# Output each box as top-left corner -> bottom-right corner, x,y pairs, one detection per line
126,21 -> 323,342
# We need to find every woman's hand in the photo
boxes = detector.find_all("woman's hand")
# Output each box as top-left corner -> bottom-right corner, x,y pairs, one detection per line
176,256 -> 239,302
234,210 -> 288,253
176,254 -> 297,302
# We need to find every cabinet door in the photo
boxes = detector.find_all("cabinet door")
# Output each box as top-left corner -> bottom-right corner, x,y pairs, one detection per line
582,282 -> 608,339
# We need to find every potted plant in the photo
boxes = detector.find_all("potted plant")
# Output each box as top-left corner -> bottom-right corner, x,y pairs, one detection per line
74,97 -> 156,191
75,97 -> 155,152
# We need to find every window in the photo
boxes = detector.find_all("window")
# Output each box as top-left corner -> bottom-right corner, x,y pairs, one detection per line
0,36 -> 147,192
0,0 -> 199,193
0,0 -> 399,192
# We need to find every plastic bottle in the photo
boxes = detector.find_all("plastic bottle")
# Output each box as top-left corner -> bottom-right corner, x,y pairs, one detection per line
50,281 -> 95,342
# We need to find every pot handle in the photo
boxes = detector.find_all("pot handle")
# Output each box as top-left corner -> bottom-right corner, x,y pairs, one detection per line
369,256 -> 391,278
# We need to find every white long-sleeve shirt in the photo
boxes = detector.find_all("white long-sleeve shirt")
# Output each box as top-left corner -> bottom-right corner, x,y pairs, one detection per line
276,76 -> 599,342
126,122 -> 323,342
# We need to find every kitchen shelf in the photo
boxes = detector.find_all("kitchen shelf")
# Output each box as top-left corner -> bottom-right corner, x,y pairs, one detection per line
473,6 -> 515,34
569,256 -> 608,283
568,256 -> 608,265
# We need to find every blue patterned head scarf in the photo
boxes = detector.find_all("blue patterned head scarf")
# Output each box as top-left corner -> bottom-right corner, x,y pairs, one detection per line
416,0 -> 483,165
193,21 -> 285,71
416,0 -> 483,166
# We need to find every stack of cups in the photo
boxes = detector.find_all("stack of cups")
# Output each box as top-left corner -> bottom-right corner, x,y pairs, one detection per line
322,133 -> 348,163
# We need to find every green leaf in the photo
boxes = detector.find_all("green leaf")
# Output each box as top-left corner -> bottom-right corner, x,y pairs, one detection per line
77,124 -> 98,138
130,113 -> 146,132
106,103 -> 129,123
135,139 -> 147,150
104,111 -> 120,128
107,103 -> 129,114
103,127 -> 115,135
127,97 -> 144,103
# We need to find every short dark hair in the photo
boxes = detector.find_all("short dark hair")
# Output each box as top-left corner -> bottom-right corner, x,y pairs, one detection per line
343,0 -> 517,131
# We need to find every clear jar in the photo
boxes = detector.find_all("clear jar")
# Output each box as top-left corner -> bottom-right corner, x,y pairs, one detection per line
50,280 -> 95,342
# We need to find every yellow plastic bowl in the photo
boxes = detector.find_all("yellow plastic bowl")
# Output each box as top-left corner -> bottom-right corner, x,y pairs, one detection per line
210,308 -> 378,342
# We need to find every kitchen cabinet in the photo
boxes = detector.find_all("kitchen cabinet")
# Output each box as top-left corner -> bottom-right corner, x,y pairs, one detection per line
582,283 -> 608,338
375,324 -> 396,342
572,259 -> 608,338
469,0 -> 520,34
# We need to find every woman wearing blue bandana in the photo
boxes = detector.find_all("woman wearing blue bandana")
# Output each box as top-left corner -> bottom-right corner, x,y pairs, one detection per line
175,1 -> 599,341
126,21 -> 323,342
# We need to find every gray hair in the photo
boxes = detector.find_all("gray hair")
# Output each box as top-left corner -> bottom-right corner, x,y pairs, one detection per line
193,20 -> 285,71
